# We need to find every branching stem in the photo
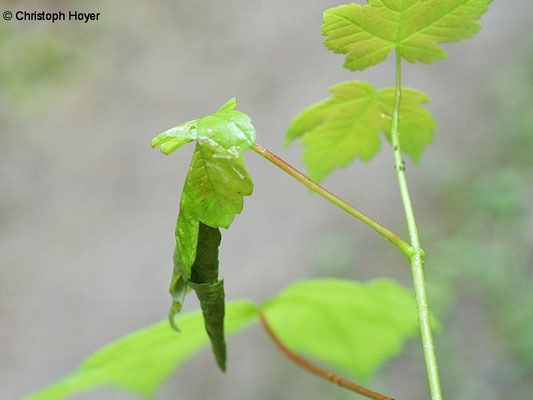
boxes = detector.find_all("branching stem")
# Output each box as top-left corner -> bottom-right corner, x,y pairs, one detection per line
391,50 -> 443,400
254,49 -> 443,397
258,310 -> 394,400
252,142 -> 412,258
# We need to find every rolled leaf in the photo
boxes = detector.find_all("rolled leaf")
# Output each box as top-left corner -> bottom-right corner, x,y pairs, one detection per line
189,222 -> 226,371
153,99 -> 255,369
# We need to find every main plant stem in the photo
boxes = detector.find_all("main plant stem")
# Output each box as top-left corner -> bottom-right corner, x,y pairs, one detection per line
391,50 -> 443,400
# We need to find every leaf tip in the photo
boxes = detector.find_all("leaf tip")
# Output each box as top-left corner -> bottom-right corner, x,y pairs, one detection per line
168,302 -> 183,332
160,140 -> 182,155
218,97 -> 238,112
169,315 -> 180,332
216,357 -> 227,372
283,134 -> 293,149
151,138 -> 160,149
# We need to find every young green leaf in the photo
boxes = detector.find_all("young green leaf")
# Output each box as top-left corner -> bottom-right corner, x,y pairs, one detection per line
262,279 -> 421,379
152,98 -> 255,230
151,97 -> 256,154
153,99 -> 255,370
23,300 -> 257,400
168,210 -> 199,320
323,0 -> 492,71
287,80 -> 436,182
182,141 -> 254,229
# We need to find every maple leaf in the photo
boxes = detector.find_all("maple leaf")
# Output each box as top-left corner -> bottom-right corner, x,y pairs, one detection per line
287,81 -> 436,182
323,0 -> 492,71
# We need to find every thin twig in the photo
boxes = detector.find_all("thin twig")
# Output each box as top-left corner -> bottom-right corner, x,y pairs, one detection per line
252,142 -> 413,259
258,310 -> 395,400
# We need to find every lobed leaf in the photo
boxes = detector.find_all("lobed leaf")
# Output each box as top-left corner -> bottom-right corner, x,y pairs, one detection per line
152,98 -> 255,235
151,97 -> 255,154
287,80 -> 436,181
262,279 -> 421,379
167,140 -> 253,331
153,99 -> 255,368
377,87 -> 436,163
323,0 -> 492,71
181,141 -> 254,230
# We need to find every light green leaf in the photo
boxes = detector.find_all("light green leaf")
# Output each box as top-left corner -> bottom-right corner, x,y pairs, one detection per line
168,211 -> 199,327
166,141 -> 252,363
151,97 -> 255,154
181,141 -> 253,229
262,279 -> 421,379
173,210 -> 199,280
24,300 -> 257,400
377,87 -> 436,163
287,81 -> 383,182
217,97 -> 237,112
287,80 -> 436,181
152,99 -> 255,338
323,0 -> 492,71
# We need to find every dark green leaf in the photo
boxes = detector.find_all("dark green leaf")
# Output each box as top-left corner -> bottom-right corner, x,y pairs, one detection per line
188,223 -> 226,371
190,223 -> 222,283
189,280 -> 226,371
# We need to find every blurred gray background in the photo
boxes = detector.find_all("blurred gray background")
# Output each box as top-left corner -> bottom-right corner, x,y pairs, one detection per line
1,1 -> 532,399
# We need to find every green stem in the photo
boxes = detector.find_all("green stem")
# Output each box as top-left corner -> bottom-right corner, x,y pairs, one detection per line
252,142 -> 412,258
391,50 -> 443,400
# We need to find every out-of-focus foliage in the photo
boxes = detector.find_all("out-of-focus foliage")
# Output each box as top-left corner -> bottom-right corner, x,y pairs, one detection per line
262,279 -> 422,379
0,22 -> 92,109
305,46 -> 533,400
423,47 -> 533,399
24,278 -> 423,399
23,300 -> 258,400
